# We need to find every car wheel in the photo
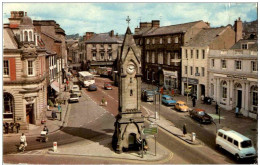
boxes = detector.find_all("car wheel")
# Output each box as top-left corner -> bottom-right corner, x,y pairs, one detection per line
235,154 -> 240,161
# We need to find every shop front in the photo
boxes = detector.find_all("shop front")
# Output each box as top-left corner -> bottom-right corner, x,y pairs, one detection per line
163,69 -> 178,92
182,77 -> 199,97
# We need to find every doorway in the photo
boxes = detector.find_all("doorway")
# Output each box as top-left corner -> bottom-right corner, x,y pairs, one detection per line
237,90 -> 242,108
26,104 -> 34,124
128,133 -> 137,150
200,84 -> 205,96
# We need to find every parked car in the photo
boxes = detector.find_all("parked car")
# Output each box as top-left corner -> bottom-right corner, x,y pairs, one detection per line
104,82 -> 112,90
71,85 -> 80,93
142,90 -> 155,102
161,95 -> 176,106
88,84 -> 97,91
69,94 -> 79,103
72,90 -> 82,97
189,108 -> 213,124
174,101 -> 190,112
216,128 -> 257,161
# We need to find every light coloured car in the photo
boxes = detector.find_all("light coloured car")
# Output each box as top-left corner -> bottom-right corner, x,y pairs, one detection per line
72,90 -> 82,97
175,101 -> 190,112
69,94 -> 79,103
71,85 -> 80,92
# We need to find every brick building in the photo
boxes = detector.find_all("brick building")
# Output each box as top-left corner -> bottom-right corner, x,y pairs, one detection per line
3,12 -> 48,129
134,20 -> 210,93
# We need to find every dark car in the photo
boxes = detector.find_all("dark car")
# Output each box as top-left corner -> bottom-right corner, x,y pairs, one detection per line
142,90 -> 155,102
189,108 -> 213,124
88,84 -> 97,91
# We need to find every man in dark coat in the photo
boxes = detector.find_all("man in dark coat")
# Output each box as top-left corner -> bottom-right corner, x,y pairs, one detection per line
183,124 -> 187,136
192,96 -> 196,107
10,122 -> 14,133
15,123 -> 20,133
5,122 -> 9,134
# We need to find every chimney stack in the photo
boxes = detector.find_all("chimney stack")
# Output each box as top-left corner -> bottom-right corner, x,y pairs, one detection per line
85,32 -> 94,40
139,22 -> 152,29
152,20 -> 160,28
110,30 -> 114,37
135,26 -> 140,34
234,17 -> 243,42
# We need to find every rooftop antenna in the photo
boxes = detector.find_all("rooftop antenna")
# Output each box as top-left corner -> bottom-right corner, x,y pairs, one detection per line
126,16 -> 131,27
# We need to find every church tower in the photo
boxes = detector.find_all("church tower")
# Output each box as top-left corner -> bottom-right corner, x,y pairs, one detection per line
112,22 -> 144,153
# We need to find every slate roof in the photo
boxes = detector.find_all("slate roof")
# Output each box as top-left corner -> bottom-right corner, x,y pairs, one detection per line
85,33 -> 123,44
42,31 -> 62,42
231,39 -> 258,51
184,27 -> 227,47
143,20 -> 204,36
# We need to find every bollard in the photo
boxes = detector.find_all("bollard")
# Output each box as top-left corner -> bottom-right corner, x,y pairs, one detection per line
191,132 -> 196,142
53,142 -> 58,152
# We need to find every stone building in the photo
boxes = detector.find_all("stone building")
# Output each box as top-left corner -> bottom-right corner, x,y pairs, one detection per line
181,26 -> 236,98
134,20 -> 210,93
33,20 -> 67,100
208,39 -> 258,119
83,30 -> 123,70
3,12 -> 48,129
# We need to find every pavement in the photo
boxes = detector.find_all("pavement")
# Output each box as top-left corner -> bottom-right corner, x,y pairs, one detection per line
3,79 -> 257,162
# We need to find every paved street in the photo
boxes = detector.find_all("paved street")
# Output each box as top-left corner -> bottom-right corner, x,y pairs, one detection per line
3,76 -> 257,164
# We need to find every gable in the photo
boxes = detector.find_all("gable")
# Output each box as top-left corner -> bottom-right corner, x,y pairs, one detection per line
3,28 -> 18,49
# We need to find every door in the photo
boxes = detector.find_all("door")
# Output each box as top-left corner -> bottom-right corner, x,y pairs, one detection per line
237,90 -> 242,108
201,84 -> 205,96
26,104 -> 34,124
128,133 -> 136,150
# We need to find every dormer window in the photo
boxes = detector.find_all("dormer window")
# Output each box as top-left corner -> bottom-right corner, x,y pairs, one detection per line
152,38 -> 155,44
174,37 -> 179,43
168,38 -> 171,44
242,44 -> 248,49
160,38 -> 163,44
146,39 -> 150,44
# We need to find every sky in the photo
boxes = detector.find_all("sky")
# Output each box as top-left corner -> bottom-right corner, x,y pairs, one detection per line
2,2 -> 258,36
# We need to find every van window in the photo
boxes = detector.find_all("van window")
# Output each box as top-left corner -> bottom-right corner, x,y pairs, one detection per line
223,135 -> 227,139
234,140 -> 238,146
218,132 -> 223,137
241,140 -> 252,148
227,137 -> 233,143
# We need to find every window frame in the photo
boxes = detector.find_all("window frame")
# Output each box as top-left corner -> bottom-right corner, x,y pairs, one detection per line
235,60 -> 242,70
242,43 -> 248,49
160,38 -> 163,44
221,60 -> 226,69
196,50 -> 199,59
168,37 -> 171,44
100,52 -> 104,60
3,60 -> 9,76
202,67 -> 205,77
190,66 -> 193,75
252,61 -> 257,72
190,50 -> 193,59
185,66 -> 187,74
27,60 -> 34,76
174,37 -> 178,43
202,50 -> 205,59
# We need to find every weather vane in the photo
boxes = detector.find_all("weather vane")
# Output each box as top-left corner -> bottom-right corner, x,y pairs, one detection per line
126,16 -> 131,26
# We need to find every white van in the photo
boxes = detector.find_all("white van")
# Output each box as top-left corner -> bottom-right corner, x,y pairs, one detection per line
216,128 -> 256,160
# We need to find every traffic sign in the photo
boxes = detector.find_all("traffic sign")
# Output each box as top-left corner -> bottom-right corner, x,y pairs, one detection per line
143,127 -> 158,135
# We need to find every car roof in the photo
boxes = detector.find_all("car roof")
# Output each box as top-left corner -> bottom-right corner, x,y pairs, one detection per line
194,108 -> 205,112
73,85 -> 79,87
218,129 -> 251,142
162,95 -> 171,97
177,101 -> 185,104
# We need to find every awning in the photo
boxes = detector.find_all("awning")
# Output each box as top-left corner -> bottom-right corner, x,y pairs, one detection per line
163,69 -> 178,78
50,81 -> 64,93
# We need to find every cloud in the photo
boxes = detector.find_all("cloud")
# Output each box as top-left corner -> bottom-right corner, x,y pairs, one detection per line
3,2 -> 257,35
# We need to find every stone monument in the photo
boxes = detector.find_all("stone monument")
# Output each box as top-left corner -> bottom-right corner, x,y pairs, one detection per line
112,19 -> 144,153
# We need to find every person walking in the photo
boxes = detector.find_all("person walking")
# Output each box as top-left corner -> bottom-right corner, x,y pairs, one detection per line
52,109 -> 57,120
235,106 -> 240,118
183,124 -> 187,137
192,96 -> 196,107
10,122 -> 14,133
215,103 -> 219,114
15,123 -> 20,133
5,122 -> 9,134
58,104 -> 61,112
19,133 -> 27,151
101,96 -> 107,106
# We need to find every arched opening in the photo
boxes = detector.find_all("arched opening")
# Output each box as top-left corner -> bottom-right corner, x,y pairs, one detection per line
24,31 -> 28,42
3,92 -> 14,120
29,31 -> 33,41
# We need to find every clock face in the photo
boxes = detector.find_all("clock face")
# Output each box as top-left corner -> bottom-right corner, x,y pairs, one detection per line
127,64 -> 135,74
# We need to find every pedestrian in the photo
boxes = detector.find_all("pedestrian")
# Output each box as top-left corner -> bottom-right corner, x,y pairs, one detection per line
43,125 -> 49,134
215,103 -> 219,114
235,106 -> 240,118
10,122 -> 14,133
101,96 -> 107,106
64,84 -> 67,91
58,104 -> 61,112
52,109 -> 57,120
192,96 -> 196,107
183,124 -> 187,137
5,122 -> 9,134
15,123 -> 20,133
201,95 -> 205,104
19,133 -> 27,151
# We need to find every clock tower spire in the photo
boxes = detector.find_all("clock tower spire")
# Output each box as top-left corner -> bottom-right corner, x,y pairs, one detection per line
112,21 -> 144,153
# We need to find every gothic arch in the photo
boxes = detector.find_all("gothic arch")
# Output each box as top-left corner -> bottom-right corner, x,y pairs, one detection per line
235,83 -> 242,89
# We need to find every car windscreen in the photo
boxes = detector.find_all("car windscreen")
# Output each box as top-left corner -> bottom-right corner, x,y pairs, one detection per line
146,91 -> 154,95
70,94 -> 78,98
165,97 -> 172,100
198,111 -> 205,116
241,140 -> 252,148
179,104 -> 185,106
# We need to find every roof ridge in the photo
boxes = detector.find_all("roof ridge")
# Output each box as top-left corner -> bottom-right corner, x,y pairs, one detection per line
158,20 -> 203,28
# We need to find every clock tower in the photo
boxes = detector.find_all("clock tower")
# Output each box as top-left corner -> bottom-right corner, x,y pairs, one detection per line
112,25 -> 144,153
